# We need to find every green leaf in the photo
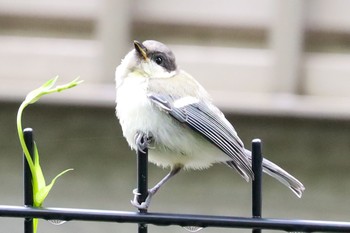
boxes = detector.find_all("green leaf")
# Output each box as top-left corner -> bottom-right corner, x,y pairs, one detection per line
23,77 -> 58,105
23,76 -> 83,106
32,143 -> 45,199
34,168 -> 73,207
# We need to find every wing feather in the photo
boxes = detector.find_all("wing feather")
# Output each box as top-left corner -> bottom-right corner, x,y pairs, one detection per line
148,93 -> 254,180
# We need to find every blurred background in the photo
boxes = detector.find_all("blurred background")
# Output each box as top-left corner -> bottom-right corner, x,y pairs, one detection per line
0,0 -> 350,232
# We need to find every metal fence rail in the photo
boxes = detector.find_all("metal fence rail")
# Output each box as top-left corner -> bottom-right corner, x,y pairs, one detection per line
2,205 -> 350,232
1,128 -> 350,232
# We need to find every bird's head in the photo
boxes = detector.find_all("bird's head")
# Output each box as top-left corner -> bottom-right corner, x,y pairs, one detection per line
117,40 -> 178,80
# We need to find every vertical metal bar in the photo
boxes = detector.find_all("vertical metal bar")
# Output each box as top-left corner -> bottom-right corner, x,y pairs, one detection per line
137,139 -> 148,233
23,128 -> 34,233
252,139 -> 263,233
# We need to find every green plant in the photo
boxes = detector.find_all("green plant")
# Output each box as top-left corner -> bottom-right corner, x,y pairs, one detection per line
17,76 -> 83,232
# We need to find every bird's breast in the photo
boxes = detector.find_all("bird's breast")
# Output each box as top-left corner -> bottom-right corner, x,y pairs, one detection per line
116,77 -> 153,146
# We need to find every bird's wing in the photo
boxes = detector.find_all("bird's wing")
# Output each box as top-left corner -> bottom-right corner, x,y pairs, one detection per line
147,93 -> 254,181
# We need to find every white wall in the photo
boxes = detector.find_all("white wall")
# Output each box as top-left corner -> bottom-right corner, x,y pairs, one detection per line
0,0 -> 350,118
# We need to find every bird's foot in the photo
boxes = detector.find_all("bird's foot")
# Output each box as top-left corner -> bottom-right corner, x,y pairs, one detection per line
131,188 -> 156,210
135,131 -> 153,153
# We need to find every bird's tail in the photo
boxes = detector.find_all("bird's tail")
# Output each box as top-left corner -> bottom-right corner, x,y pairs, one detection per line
227,150 -> 305,198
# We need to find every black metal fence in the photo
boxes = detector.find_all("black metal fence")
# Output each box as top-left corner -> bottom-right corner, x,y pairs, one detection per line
1,128 -> 350,232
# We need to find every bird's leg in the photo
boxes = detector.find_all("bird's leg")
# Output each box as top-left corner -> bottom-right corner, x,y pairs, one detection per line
131,165 -> 182,210
134,131 -> 153,153
149,165 -> 182,197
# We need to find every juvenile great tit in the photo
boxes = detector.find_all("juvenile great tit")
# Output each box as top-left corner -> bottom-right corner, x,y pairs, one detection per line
115,40 -> 305,210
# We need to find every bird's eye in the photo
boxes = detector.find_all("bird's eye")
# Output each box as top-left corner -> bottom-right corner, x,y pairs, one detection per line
154,56 -> 163,65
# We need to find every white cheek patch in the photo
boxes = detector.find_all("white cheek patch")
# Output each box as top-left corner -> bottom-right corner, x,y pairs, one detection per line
142,61 -> 176,79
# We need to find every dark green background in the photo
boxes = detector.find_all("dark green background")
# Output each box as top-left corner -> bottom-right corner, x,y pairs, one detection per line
1,101 -> 350,233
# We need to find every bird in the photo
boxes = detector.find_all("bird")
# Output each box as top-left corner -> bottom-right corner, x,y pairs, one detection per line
115,40 -> 305,210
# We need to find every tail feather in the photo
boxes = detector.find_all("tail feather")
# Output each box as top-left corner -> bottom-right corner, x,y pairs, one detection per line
259,157 -> 305,198
226,150 -> 305,198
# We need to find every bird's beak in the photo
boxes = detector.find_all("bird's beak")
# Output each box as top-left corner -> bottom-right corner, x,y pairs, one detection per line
134,40 -> 148,60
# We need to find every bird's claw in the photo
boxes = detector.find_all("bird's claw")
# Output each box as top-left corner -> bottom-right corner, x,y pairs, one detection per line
135,131 -> 153,153
131,188 -> 153,210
